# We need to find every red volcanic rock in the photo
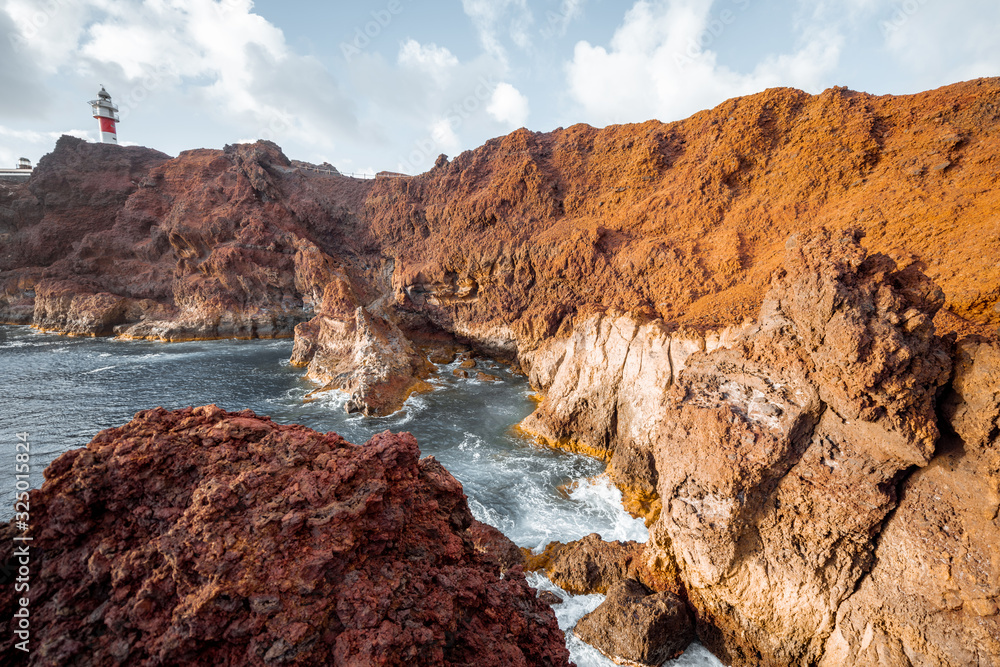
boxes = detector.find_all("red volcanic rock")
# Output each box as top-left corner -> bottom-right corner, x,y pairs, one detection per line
0,407 -> 571,667
467,520 -> 527,572
1,136 -> 378,341
7,81 -> 1000,346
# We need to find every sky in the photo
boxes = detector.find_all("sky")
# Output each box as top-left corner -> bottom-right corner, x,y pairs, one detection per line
1,0 -> 998,175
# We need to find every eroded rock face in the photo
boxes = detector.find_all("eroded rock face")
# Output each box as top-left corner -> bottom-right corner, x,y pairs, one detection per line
2,137 -> 377,342
290,277 -> 433,416
0,407 -> 571,667
819,337 -> 1000,666
574,579 -> 694,667
518,314 -> 745,517
650,230 -> 954,666
5,80 -> 1000,404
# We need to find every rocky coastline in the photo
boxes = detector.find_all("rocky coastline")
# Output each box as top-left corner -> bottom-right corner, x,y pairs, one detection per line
0,407 -> 570,665
2,79 -> 999,665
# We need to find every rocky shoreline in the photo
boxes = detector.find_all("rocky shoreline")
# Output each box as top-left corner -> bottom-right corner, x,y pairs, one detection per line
0,407 -> 571,665
2,79 -> 999,665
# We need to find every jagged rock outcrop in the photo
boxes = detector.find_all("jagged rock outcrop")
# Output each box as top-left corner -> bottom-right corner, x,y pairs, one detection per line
0,406 -> 571,666
648,230 -> 955,666
1,136 -> 377,342
819,337 -> 1000,666
524,230 -> 995,665
290,276 -> 433,416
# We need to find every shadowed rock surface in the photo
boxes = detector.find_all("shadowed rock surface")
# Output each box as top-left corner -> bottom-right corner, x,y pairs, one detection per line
0,406 -> 571,667
573,579 -> 694,667
645,230 -> 989,666
819,336 -> 1000,666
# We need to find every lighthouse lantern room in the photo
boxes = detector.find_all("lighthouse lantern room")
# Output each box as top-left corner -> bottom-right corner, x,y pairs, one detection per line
89,86 -> 120,144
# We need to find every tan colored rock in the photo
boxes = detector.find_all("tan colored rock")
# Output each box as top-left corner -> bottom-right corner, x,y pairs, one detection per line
820,337 -> 1000,666
291,278 -> 433,416
523,533 -> 683,597
518,311 -> 744,504
649,230 -> 953,665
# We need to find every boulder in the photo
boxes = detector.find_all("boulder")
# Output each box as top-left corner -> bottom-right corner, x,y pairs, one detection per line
524,533 -> 682,596
0,406 -> 571,667
574,579 -> 694,667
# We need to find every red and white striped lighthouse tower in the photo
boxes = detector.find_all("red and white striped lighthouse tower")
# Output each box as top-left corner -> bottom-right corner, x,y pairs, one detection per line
89,86 -> 120,144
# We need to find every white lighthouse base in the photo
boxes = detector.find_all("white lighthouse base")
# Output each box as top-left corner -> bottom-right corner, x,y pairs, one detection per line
100,131 -> 118,144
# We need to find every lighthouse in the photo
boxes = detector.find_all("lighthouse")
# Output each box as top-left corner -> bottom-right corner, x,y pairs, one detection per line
89,86 -> 120,144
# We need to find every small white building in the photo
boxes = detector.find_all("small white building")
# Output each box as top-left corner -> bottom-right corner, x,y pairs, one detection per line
0,158 -> 32,183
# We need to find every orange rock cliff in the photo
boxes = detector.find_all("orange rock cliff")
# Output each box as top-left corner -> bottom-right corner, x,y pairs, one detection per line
1,78 -> 998,666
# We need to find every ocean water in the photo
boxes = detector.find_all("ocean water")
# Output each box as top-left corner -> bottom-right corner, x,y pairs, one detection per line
0,325 -> 721,667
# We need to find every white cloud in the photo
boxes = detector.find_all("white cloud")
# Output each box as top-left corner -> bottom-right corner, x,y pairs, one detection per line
541,0 -> 586,38
461,0 -> 534,65
876,0 -> 1000,86
430,117 -> 461,153
565,0 -> 842,125
1,0 -> 359,154
398,39 -> 459,86
3,0 -> 93,73
0,7 -> 52,116
487,82 -> 530,127
0,125 -> 93,167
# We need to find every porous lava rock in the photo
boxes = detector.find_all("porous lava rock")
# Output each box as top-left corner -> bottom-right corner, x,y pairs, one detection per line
573,579 -> 694,667
467,520 -> 527,573
4,80 -> 999,414
0,406 -> 571,667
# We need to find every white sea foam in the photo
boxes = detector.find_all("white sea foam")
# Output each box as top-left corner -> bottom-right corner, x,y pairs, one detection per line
312,389 -> 349,411
1,339 -> 37,348
568,476 -> 649,543
81,365 -> 117,375
457,432 -> 483,452
468,496 -> 517,534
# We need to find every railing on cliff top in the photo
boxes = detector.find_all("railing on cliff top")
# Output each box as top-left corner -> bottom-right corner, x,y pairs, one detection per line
295,165 -> 411,180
